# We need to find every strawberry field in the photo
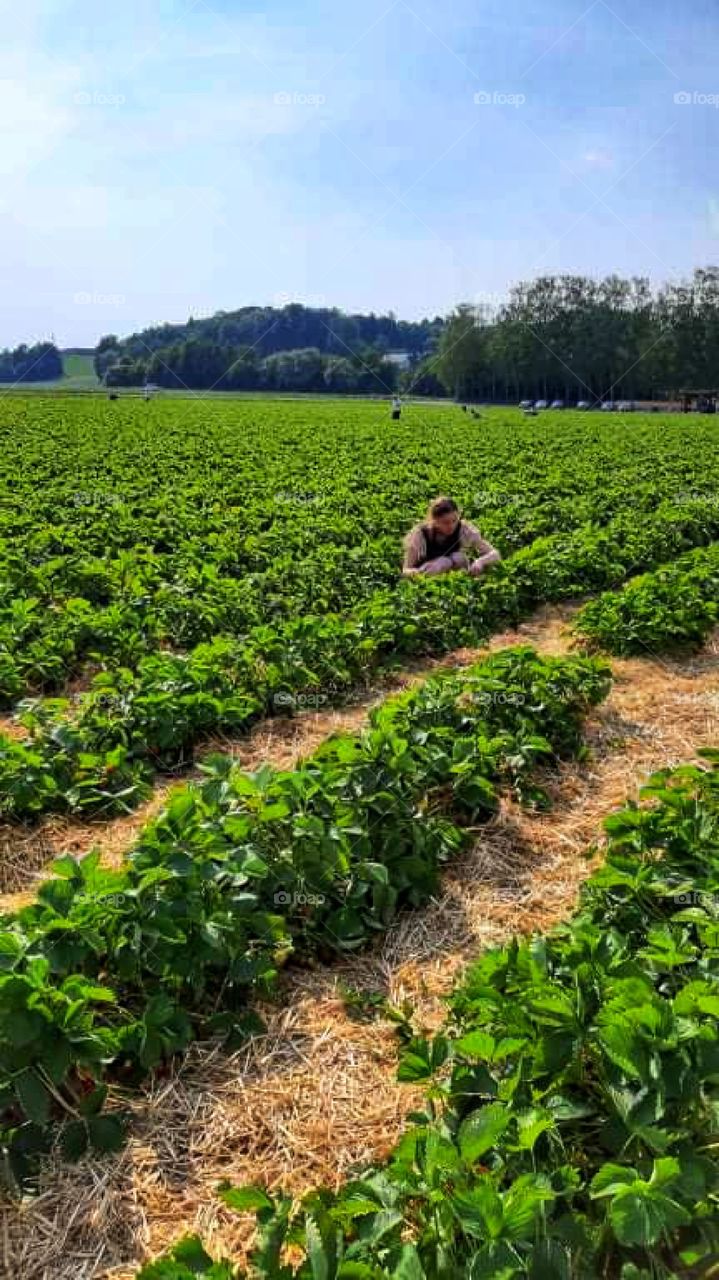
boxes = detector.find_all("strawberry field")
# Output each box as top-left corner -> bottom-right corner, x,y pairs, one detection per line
1,396 -> 719,1277
1,398 -> 719,820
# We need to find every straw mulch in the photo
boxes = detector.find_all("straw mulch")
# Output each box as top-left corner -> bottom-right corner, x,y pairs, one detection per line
1,609 -> 718,1279
0,617 -> 500,909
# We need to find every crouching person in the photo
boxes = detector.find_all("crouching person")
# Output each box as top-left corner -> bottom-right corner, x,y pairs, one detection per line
402,496 -> 501,578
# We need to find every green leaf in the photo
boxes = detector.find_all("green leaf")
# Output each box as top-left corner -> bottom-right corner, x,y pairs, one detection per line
451,1178 -> 503,1239
515,1107 -> 555,1151
609,1186 -> 690,1246
528,1239 -> 570,1280
15,1070 -> 51,1126
502,1174 -> 554,1239
305,1217 -> 331,1280
61,1120 -> 89,1161
596,1023 -> 649,1081
88,1113 -> 126,1153
458,1103 -> 510,1163
169,1235 -> 216,1271
590,1164 -> 640,1197
217,1183 -> 274,1214
397,1038 -> 441,1082
79,1084 -> 108,1117
454,1030 -> 495,1060
390,1244 -> 426,1278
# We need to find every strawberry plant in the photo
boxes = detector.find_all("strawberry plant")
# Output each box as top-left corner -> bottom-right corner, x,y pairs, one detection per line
0,647 -> 609,1189
140,753 -> 719,1278
1,400 -> 719,819
574,541 -> 719,654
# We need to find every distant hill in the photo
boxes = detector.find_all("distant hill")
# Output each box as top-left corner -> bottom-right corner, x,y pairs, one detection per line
93,303 -> 445,393
97,304 -> 444,365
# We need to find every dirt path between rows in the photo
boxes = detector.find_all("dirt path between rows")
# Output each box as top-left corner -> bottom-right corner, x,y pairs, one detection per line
0,603 -> 575,907
2,605 -> 718,1280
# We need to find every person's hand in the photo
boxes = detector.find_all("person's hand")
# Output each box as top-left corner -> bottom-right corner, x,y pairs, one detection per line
449,551 -> 469,570
469,550 -> 501,577
419,556 -> 453,575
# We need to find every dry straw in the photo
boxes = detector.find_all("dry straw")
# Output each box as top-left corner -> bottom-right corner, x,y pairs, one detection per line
2,607 -> 717,1279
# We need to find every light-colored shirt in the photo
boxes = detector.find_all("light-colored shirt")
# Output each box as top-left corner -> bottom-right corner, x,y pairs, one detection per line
403,519 -> 499,571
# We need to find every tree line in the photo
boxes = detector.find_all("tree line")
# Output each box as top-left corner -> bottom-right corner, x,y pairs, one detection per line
5,269 -> 719,397
95,303 -> 443,385
95,269 -> 719,399
102,340 -> 409,393
434,268 -> 719,402
0,343 -> 63,383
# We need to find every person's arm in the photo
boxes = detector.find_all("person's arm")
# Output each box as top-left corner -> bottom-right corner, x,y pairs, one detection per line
460,521 -> 502,573
402,526 -> 427,575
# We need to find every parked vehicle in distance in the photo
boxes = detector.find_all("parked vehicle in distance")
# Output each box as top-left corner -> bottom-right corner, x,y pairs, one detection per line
550,399 -> 564,409
600,401 -> 616,411
534,399 -> 549,410
576,400 -> 591,409
518,399 -> 534,409
616,400 -> 636,412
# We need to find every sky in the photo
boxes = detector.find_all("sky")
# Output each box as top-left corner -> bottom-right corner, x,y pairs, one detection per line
1,0 -> 718,347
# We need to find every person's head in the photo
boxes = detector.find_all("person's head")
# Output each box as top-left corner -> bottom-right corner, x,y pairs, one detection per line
427,496 -> 460,536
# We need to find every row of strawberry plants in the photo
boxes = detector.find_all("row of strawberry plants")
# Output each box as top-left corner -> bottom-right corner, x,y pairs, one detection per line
573,541 -> 719,655
4,486 -> 716,708
141,752 -> 719,1280
2,477 -> 711,703
0,647 -> 610,1191
5,401 -> 717,704
1,498 -> 716,822
0,538 -> 401,703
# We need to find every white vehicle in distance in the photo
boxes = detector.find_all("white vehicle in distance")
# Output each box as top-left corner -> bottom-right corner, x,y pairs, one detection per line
600,401 -> 617,411
518,399 -> 534,409
576,400 -> 591,409
550,399 -> 564,409
616,400 -> 636,412
534,399 -> 549,410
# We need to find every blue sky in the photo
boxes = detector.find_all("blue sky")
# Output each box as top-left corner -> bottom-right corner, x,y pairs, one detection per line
2,0 -> 718,346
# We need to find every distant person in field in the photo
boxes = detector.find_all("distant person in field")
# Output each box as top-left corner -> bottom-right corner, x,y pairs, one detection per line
402,496 -> 501,578
391,396 -> 402,421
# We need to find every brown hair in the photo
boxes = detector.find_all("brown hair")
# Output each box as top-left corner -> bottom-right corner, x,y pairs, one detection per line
427,496 -> 460,521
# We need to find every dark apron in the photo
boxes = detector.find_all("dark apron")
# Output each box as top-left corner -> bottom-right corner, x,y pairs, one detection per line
418,521 -> 461,565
